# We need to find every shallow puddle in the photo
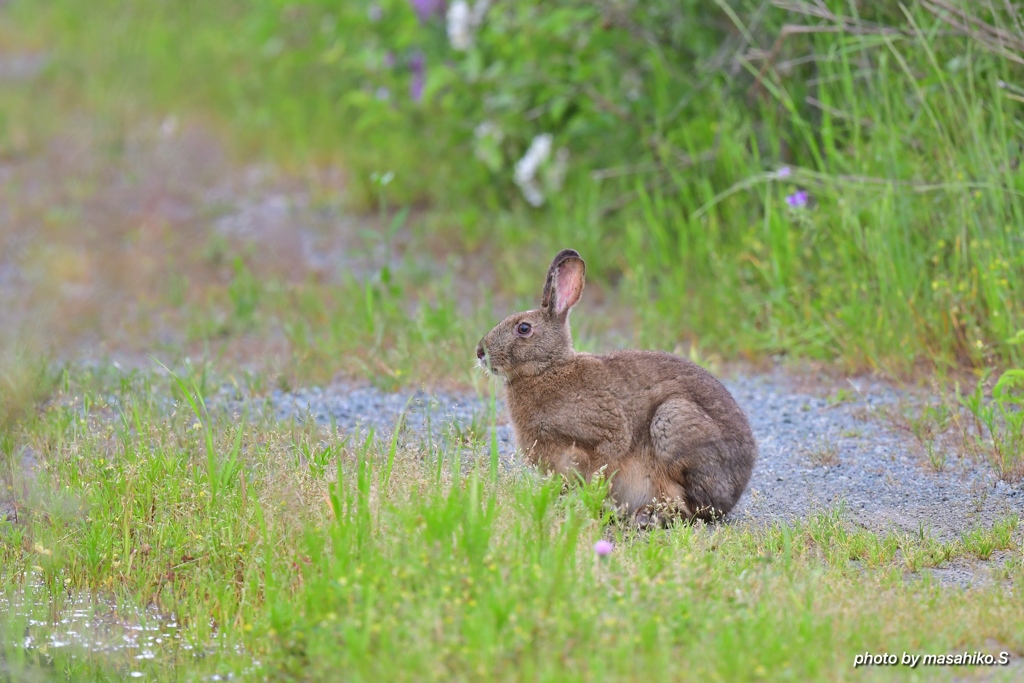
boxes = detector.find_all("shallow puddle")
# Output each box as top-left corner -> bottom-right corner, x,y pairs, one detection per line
2,592 -> 256,679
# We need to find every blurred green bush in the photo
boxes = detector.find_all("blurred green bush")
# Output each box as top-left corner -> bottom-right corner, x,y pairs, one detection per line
11,0 -> 1024,371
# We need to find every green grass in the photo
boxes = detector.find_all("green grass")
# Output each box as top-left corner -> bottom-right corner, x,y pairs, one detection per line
172,255 -> 492,390
0,345 -> 59,432
0,369 -> 1021,681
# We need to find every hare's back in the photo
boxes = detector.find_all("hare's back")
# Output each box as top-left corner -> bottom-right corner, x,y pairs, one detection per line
596,349 -> 748,425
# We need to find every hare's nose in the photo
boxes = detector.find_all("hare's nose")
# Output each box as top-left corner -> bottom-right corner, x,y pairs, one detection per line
476,344 -> 486,360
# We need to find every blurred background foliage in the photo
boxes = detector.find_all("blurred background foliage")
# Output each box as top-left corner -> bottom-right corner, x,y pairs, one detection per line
7,0 -> 1024,375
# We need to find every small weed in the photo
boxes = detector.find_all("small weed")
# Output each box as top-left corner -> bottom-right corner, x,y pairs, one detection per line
899,528 -> 959,572
804,437 -> 841,467
297,437 -> 349,479
567,467 -> 615,524
961,528 -> 997,561
887,399 -> 963,474
992,514 -> 1021,548
969,480 -> 990,515
958,369 -> 1024,482
848,529 -> 900,568
827,388 -> 855,407
806,507 -> 851,565
961,515 -> 1019,560
443,411 -> 490,448
907,402 -> 954,444
924,441 -> 948,473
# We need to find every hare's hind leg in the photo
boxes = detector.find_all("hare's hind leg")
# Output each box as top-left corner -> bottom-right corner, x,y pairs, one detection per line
649,398 -> 735,521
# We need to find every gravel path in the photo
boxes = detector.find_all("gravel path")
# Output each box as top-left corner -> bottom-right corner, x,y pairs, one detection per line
727,374 -> 1021,538
251,383 -> 517,460
258,371 -> 1023,540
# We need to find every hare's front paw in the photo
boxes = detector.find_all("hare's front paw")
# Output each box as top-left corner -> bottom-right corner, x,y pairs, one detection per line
633,504 -> 667,529
633,498 -> 695,528
633,506 -> 657,529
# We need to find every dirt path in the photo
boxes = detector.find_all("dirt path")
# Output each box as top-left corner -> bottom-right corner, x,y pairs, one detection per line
0,111 -> 361,359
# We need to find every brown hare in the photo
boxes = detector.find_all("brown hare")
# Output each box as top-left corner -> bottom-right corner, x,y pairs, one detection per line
476,249 -> 756,524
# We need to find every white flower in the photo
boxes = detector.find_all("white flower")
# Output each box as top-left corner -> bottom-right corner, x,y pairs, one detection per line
447,0 -> 491,51
447,1 -> 473,50
514,134 -> 553,207
512,136 -> 570,206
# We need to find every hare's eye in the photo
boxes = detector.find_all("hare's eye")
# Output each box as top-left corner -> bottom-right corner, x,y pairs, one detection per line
516,322 -> 532,337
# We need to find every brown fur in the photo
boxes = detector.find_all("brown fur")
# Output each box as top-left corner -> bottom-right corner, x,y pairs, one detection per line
476,249 -> 756,523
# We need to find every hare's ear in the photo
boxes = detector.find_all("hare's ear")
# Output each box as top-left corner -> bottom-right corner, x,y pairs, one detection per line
540,249 -> 585,319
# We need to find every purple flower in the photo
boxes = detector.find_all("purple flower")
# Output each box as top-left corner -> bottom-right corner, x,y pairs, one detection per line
409,52 -> 426,102
594,540 -> 614,557
775,166 -> 792,179
409,0 -> 446,22
785,190 -> 809,208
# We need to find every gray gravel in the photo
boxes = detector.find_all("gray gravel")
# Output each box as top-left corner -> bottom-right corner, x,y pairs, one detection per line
726,373 -> 1022,539
259,371 -> 1023,540
256,383 -> 514,457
